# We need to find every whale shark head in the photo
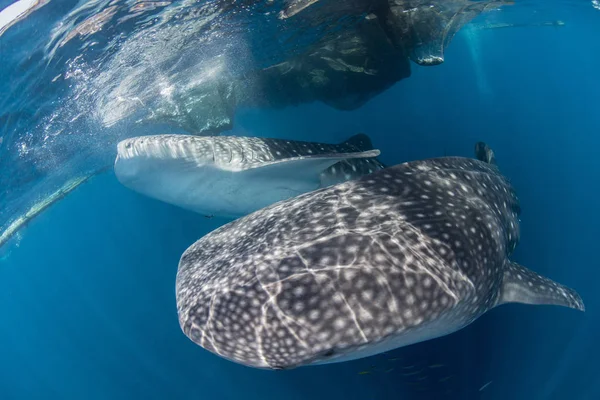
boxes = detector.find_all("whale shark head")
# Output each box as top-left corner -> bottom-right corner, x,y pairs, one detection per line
115,135 -> 218,214
115,135 -> 211,184
176,142 -> 583,370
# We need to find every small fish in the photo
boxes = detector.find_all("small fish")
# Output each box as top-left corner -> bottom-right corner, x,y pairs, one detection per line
428,364 -> 445,369
204,215 -> 214,219
402,370 -> 424,377
402,365 -> 415,370
358,371 -> 371,375
384,368 -> 394,373
439,375 -> 454,383
479,381 -> 493,391
388,357 -> 402,362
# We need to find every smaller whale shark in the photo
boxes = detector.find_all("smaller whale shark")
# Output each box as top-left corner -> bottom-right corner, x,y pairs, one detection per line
114,134 -> 384,218
0,170 -> 106,250
176,142 -> 584,370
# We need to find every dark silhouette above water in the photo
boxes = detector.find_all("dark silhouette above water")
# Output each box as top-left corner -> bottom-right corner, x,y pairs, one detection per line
146,0 -> 513,134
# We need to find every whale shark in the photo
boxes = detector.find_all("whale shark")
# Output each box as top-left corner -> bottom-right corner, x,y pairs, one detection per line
114,134 -> 384,218
0,170 -> 107,250
176,142 -> 584,370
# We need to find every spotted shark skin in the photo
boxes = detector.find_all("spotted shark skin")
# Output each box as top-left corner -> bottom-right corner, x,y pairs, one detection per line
114,134 -> 384,218
176,143 -> 584,370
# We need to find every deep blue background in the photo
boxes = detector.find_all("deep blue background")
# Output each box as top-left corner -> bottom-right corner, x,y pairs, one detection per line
1,5 -> 599,400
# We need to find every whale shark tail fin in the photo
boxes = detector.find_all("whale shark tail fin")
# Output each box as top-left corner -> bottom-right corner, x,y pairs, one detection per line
498,261 -> 584,311
474,141 -> 497,165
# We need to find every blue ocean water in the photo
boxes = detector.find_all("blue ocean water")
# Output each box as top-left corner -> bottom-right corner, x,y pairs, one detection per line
1,1 -> 599,399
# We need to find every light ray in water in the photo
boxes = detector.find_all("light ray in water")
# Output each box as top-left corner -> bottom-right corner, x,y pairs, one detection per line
462,24 -> 493,100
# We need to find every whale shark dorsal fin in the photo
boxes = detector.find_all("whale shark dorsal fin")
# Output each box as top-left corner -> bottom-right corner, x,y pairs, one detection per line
498,261 -> 584,311
474,142 -> 497,165
243,149 -> 381,181
341,133 -> 374,151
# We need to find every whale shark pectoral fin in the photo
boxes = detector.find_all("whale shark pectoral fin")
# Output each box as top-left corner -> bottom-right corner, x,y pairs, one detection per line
242,150 -> 381,181
498,261 -> 585,311
341,133 -> 375,151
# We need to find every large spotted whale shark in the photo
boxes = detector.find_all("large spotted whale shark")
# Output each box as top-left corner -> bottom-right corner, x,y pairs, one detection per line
176,142 -> 584,370
114,134 -> 384,218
